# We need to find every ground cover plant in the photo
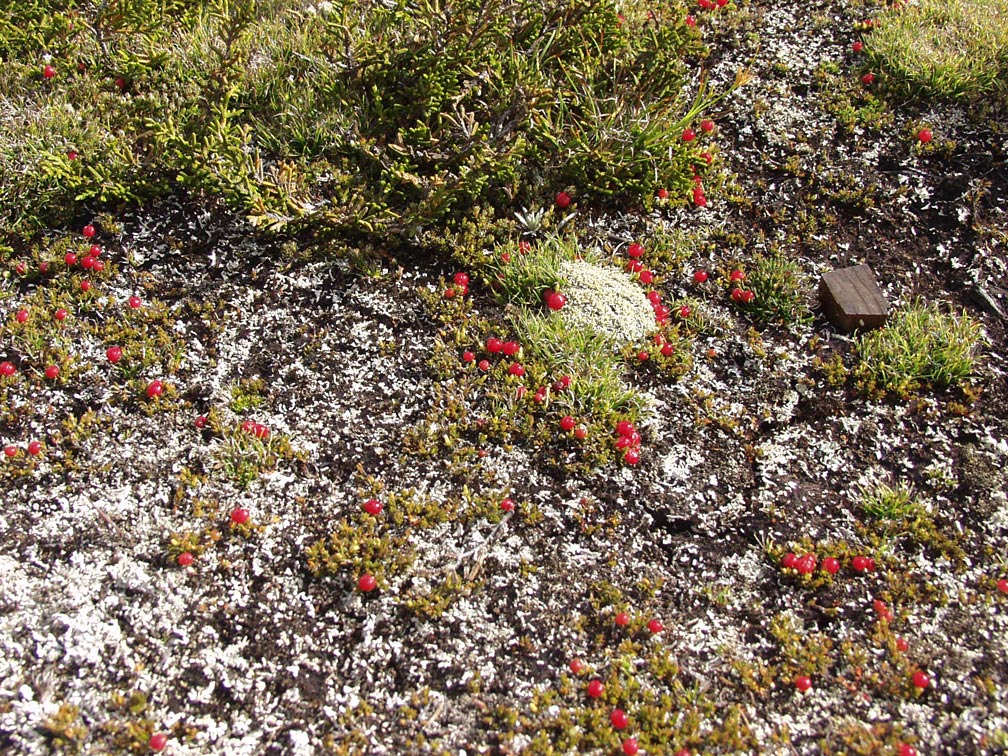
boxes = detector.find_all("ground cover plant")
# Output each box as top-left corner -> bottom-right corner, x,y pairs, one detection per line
1,0 -> 1008,754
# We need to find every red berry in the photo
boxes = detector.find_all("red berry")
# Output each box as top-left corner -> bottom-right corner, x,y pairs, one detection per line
998,578 -> 1008,594
569,658 -> 585,674
822,557 -> 840,575
624,448 -> 640,465
0,361 -> 16,377
82,224 -> 95,238
657,188 -> 669,199
544,290 -> 567,310
146,379 -> 164,398
363,498 -> 383,516
462,350 -> 475,362
622,738 -> 639,756
194,415 -> 207,429
626,259 -> 644,273
639,270 -> 654,284
115,76 -> 127,91
503,340 -> 521,357
55,308 -> 68,322
81,256 -> 95,270
896,637 -> 910,652
781,552 -> 797,569
898,745 -> 917,756
500,497 -> 516,513
3,445 -> 17,458
692,186 -> 707,207
555,191 -> 571,208
453,272 -> 469,286
627,243 -> 644,259
67,150 -> 78,160
693,270 -> 709,283
660,343 -> 675,357
615,612 -> 630,627
678,305 -> 691,319
517,240 -> 531,254
852,555 -> 871,573
14,262 -> 26,275
45,365 -> 60,380
128,296 -> 142,308
43,64 -> 56,79
148,733 -> 168,752
177,551 -> 194,567
685,14 -> 696,26
682,128 -> 696,142
616,421 -> 635,437
795,675 -> 812,693
739,290 -> 755,304
556,375 -> 571,390
730,269 -> 745,282
230,507 -> 250,525
486,337 -> 503,354
573,424 -> 588,440
917,128 -> 933,143
508,362 -> 525,377
80,280 -> 91,292
647,618 -> 664,634
478,359 -> 490,372
560,415 -> 576,432
443,288 -> 456,299
27,441 -> 42,456
586,679 -> 604,698
610,708 -> 629,730
852,40 -> 864,53
796,554 -> 817,575
873,599 -> 893,621
89,244 -> 101,257
106,345 -> 123,363
700,119 -> 714,133
16,309 -> 29,323
912,670 -> 930,689
64,252 -> 78,267
862,72 -> 875,85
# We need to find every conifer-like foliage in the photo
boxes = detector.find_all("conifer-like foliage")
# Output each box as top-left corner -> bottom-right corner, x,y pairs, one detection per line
0,0 -> 725,251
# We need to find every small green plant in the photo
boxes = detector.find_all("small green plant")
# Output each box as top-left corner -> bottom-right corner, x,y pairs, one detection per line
41,703 -> 89,752
853,300 -> 983,397
861,480 -> 918,520
867,0 -> 1008,103
730,253 -> 811,326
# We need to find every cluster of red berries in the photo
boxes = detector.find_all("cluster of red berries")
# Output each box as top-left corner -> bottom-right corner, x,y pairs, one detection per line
543,288 -> 567,310
443,271 -> 470,299
624,244 -> 671,324
697,0 -> 729,9
615,420 -> 642,465
3,441 -> 44,459
240,420 -> 270,439
780,551 -> 876,576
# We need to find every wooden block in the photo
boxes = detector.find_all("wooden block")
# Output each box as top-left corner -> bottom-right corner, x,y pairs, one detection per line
819,264 -> 888,333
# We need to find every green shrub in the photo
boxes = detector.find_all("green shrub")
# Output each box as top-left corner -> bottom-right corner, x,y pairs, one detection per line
1,0 -> 735,251
853,301 -> 983,397
730,253 -> 812,326
867,0 -> 1008,103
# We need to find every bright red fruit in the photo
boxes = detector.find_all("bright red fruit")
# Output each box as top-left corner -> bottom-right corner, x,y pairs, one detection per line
45,365 -> 60,380
781,552 -> 797,569
586,679 -> 604,698
852,555 -> 871,572
639,270 -> 654,284
657,188 -> 669,199
626,259 -> 644,273
693,270 -> 708,283
462,350 -> 475,363
0,361 -> 15,377
617,421 -> 635,437
499,497 -> 516,513
177,551 -> 194,567
896,637 -> 910,652
615,612 -> 630,627
443,288 -> 456,299
146,379 -> 164,398
795,676 -> 812,693
730,269 -> 745,282
478,359 -> 490,372
918,128 -> 933,143
685,14 -> 696,26
363,498 -> 383,516
624,448 -> 640,465
555,191 -> 572,209
508,363 -> 525,377
682,128 -> 696,142
3,445 -> 17,458
128,296 -> 142,308
43,64 -> 56,79
822,557 -> 840,574
230,507 -> 250,525
54,308 -> 68,322
873,599 -> 893,621
486,337 -> 503,354
647,618 -> 664,634
622,738 -> 639,756
700,119 -> 714,133
692,186 -> 707,207
80,280 -> 91,292
678,305 -> 691,319
610,708 -> 629,729
106,346 -> 123,363
560,415 -> 576,432
114,76 -> 127,91
16,309 -> 29,323
912,670 -> 930,689
796,554 -> 817,575
660,343 -> 675,357
148,733 -> 168,752
453,272 -> 469,286
569,658 -> 585,674
627,243 -> 645,259
82,224 -> 95,238
574,424 -> 588,440
862,72 -> 876,85
503,341 -> 520,357
852,40 -> 864,53
998,578 -> 1008,594
27,441 -> 42,456
544,290 -> 567,310
898,745 -> 917,756
15,262 -> 26,275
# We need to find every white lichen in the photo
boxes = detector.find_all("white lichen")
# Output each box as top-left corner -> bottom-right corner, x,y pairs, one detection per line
557,259 -> 655,346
